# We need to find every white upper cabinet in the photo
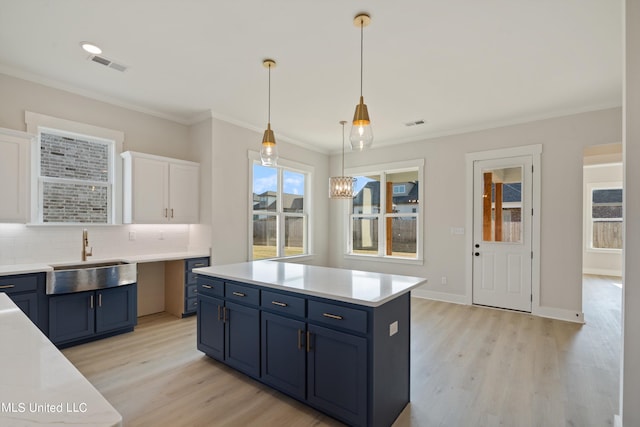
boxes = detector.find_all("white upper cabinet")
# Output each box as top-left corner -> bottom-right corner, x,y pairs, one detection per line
0,128 -> 32,223
121,151 -> 200,224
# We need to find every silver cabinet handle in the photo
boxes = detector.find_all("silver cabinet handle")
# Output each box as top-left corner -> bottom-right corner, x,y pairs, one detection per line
306,331 -> 312,352
90,295 -> 94,309
164,208 -> 168,218
0,284 -> 15,289
322,313 -> 343,320
202,284 -> 213,289
272,301 -> 287,307
98,293 -> 102,307
170,208 -> 174,218
297,329 -> 303,350
232,292 -> 246,297
194,263 -> 206,267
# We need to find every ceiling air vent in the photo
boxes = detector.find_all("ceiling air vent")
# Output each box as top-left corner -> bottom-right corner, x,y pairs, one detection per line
404,120 -> 425,127
88,55 -> 128,72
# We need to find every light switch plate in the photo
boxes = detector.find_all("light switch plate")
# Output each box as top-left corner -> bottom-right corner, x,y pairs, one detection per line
389,321 -> 398,336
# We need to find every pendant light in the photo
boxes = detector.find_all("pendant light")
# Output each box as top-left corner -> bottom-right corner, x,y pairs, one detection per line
260,59 -> 278,166
329,121 -> 356,199
350,13 -> 373,151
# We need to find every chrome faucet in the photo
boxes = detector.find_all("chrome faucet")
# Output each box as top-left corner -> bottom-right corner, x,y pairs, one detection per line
82,229 -> 93,261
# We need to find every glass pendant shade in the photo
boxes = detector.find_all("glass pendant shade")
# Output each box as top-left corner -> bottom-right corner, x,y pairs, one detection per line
350,96 -> 373,151
260,123 -> 278,166
329,176 -> 356,198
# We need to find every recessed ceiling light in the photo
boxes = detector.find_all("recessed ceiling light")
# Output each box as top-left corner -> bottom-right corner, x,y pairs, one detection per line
80,42 -> 102,55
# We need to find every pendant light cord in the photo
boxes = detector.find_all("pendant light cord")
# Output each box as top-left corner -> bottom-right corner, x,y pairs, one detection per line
341,122 -> 345,176
360,18 -> 364,97
267,64 -> 271,124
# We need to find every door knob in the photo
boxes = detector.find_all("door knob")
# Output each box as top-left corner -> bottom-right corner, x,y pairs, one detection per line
475,244 -> 480,248
474,252 -> 480,256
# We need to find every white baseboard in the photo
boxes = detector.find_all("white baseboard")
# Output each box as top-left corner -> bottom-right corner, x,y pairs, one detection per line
534,305 -> 585,323
583,268 -> 622,277
614,414 -> 622,427
411,289 -> 468,305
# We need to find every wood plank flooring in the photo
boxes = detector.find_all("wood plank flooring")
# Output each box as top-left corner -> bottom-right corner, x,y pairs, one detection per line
62,275 -> 620,426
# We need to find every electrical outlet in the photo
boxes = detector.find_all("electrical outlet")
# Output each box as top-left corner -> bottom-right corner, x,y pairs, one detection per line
441,276 -> 447,285
389,321 -> 398,336
159,231 -> 164,240
129,231 -> 136,241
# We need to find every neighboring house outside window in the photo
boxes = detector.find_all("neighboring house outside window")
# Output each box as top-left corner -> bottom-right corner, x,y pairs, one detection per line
589,185 -> 623,250
250,155 -> 312,260
25,112 -> 124,225
346,159 -> 424,262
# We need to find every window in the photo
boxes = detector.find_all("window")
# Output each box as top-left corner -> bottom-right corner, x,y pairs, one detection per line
347,160 -> 423,261
26,112 -> 124,225
250,155 -> 312,260
590,186 -> 623,250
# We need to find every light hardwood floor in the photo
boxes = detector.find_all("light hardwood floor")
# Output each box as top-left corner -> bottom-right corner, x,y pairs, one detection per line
63,275 -> 620,427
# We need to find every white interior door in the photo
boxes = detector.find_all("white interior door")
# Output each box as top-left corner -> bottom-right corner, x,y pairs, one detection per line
473,156 -> 532,312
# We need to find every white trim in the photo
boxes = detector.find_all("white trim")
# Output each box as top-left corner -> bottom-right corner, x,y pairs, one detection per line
465,144 -> 542,310
583,268 -> 623,277
247,150 -> 314,261
614,414 -> 622,427
411,290 -> 467,305
534,305 -> 585,324
25,111 -> 124,226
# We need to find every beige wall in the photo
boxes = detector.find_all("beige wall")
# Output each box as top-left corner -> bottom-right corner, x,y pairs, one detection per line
0,73 -> 191,161
329,108 -> 622,319
622,1 -> 640,425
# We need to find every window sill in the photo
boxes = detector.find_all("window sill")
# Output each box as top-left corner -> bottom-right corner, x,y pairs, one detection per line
344,254 -> 424,266
254,254 -> 315,263
585,247 -> 623,254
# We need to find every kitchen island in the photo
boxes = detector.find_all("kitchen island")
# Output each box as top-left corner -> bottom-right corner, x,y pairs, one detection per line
194,260 -> 427,427
0,293 -> 122,427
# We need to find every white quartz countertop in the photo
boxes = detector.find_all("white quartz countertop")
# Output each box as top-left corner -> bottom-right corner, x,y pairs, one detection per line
0,293 -> 122,427
0,251 -> 210,276
193,260 -> 427,307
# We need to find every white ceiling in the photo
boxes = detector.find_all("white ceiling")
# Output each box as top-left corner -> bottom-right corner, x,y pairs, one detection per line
0,1 -> 622,153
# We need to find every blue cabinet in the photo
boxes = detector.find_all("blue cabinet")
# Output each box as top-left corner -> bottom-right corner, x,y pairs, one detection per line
49,284 -> 137,347
196,278 -> 260,378
196,274 -> 410,427
0,272 -> 47,332
261,311 -> 306,400
307,324 -> 367,426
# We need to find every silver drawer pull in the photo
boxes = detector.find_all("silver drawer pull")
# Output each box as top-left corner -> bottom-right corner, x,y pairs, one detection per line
194,289 -> 198,293
322,313 -> 343,320
232,292 -> 246,297
194,263 -> 206,267
272,301 -> 288,307
202,284 -> 213,289
0,284 -> 16,289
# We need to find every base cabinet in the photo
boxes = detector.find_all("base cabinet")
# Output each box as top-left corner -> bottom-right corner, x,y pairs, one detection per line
49,284 -> 137,347
197,275 -> 408,427
0,273 -> 48,333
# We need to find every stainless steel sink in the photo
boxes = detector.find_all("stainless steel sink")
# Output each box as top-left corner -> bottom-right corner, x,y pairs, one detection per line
47,262 -> 137,295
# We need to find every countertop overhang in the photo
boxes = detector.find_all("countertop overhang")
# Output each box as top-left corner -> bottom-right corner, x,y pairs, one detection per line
0,293 -> 122,426
194,260 -> 427,307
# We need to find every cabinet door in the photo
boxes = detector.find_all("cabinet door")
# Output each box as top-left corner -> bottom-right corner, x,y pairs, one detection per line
49,292 -> 95,344
197,294 -> 225,361
0,132 -> 29,222
225,301 -> 260,378
96,285 -> 137,334
307,324 -> 367,427
168,162 -> 199,223
131,156 -> 169,223
8,293 -> 38,325
261,312 -> 306,400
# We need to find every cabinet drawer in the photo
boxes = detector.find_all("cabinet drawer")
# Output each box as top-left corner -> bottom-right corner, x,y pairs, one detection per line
308,300 -> 367,334
185,297 -> 198,313
226,282 -> 259,306
197,276 -> 224,297
186,284 -> 198,298
0,274 -> 38,294
261,290 -> 305,318
187,257 -> 209,272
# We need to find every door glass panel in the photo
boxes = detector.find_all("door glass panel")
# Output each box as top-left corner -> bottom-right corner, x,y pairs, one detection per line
482,166 -> 522,243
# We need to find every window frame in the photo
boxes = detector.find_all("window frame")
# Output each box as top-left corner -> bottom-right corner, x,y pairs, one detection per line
26,111 -> 124,225
248,151 -> 313,261
586,181 -> 623,253
344,159 -> 424,264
